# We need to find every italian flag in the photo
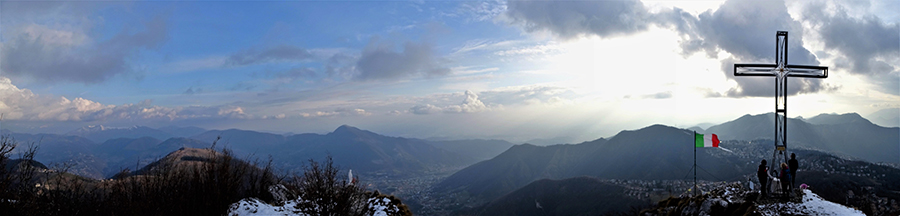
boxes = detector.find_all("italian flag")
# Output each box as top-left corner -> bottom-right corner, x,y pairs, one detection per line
694,133 -> 720,148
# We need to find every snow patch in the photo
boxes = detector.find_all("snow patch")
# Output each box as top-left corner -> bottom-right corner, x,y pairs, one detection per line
758,189 -> 865,216
228,196 -> 398,216
228,198 -> 307,216
368,197 -> 396,216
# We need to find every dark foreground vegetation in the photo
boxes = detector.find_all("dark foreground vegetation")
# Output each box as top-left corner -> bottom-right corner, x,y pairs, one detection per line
0,135 -> 411,216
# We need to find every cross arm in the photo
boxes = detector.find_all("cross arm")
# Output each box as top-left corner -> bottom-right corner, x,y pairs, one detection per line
734,64 -> 777,76
786,65 -> 828,78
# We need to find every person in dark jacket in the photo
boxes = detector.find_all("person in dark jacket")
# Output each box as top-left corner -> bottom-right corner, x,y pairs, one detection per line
757,160 -> 768,197
789,153 -> 798,189
780,163 -> 791,198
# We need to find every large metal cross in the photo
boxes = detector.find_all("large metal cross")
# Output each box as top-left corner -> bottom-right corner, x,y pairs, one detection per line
733,31 -> 828,172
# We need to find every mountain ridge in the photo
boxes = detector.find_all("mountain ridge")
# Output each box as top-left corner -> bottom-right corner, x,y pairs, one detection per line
4,112 -> 896,180
706,112 -> 899,164
436,116 -> 899,204
66,125 -> 174,143
464,176 -> 648,216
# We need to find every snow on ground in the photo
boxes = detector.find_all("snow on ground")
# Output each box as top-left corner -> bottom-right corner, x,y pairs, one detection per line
228,197 -> 396,216
758,189 -> 865,216
229,198 -> 307,216
367,197 -> 396,216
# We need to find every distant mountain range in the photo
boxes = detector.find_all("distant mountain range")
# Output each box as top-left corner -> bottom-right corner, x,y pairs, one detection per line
271,125 -> 473,176
181,125 -> 482,176
66,125 -> 206,143
434,125 -> 753,203
2,112 -> 897,215
2,125 -> 506,178
435,112 -> 899,203
465,144 -> 900,216
866,108 -> 900,128
99,137 -> 212,175
2,111 -> 895,179
705,113 -> 899,164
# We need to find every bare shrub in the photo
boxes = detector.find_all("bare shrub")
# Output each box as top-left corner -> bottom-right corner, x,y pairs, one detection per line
287,156 -> 371,216
0,135 -> 409,216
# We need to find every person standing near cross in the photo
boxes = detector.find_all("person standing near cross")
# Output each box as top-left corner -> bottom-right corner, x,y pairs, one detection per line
733,31 -> 828,174
789,153 -> 798,189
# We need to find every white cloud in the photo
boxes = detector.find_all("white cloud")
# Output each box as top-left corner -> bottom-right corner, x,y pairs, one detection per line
403,86 -> 576,116
259,113 -> 288,120
451,39 -> 494,55
409,90 -> 493,115
299,108 -> 372,118
410,104 -> 443,115
388,110 -> 405,115
450,66 -> 500,76
459,0 -> 507,22
217,106 -> 246,117
449,39 -> 539,57
493,43 -> 562,56
479,85 -> 576,106
457,90 -> 488,113
0,76 -> 251,122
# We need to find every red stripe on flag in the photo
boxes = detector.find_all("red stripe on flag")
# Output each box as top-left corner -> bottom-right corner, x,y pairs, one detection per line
712,134 -> 720,147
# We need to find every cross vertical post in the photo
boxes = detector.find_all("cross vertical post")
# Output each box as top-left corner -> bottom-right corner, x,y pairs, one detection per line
734,31 -> 828,176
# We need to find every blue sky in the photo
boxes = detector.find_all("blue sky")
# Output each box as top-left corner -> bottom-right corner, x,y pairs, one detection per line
1,0 -> 898,143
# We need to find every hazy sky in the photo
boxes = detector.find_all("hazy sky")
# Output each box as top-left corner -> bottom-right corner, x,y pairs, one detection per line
1,0 -> 897,142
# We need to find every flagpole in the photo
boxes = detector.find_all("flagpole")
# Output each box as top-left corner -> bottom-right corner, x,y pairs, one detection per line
693,131 -> 697,197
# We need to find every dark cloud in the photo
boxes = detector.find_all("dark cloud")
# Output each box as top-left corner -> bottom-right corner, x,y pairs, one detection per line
803,2 -> 898,73
223,39 -> 449,82
1,17 -> 168,84
325,53 -> 357,79
501,0 -> 820,64
677,0 -> 831,97
501,0 -> 840,98
225,45 -> 314,66
802,2 -> 898,95
504,0 -> 652,39
355,39 -> 450,81
681,0 -> 817,63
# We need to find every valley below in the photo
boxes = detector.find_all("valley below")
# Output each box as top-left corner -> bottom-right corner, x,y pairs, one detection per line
2,112 -> 899,215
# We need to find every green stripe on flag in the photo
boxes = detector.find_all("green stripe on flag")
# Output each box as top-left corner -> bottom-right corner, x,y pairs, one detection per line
695,133 -> 704,148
